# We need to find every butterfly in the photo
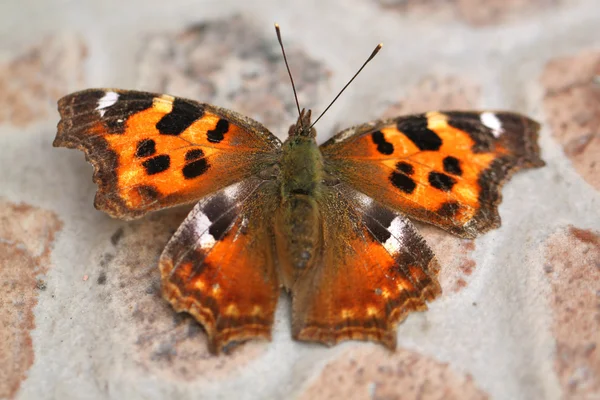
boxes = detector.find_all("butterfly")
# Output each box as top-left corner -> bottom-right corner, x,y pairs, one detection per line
54,25 -> 544,354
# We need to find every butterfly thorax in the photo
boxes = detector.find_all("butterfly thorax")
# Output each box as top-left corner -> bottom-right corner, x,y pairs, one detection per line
275,111 -> 324,288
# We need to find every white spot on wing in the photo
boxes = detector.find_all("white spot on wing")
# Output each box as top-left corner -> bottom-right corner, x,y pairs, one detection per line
199,232 -> 216,249
333,127 -> 356,143
193,210 -> 215,249
481,112 -> 503,137
383,216 -> 407,255
223,182 -> 241,201
354,191 -> 374,209
96,91 -> 119,117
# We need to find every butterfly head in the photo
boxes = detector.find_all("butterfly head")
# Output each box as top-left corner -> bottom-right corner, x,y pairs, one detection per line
288,108 -> 316,138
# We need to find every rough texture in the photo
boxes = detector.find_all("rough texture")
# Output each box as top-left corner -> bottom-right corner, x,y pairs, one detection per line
541,51 -> 600,191
298,347 -> 489,400
382,75 -> 481,118
376,0 -> 564,26
420,224 -> 477,293
1,2 -> 600,399
0,200 -> 62,399
544,226 -> 600,399
0,34 -> 86,127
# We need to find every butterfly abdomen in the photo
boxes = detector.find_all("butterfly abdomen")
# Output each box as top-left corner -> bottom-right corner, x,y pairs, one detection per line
274,135 -> 324,287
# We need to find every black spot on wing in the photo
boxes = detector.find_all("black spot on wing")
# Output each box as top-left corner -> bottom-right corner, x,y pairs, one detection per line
365,215 -> 392,245
428,171 -> 456,192
202,192 -> 237,223
156,98 -> 204,136
443,156 -> 462,176
135,139 -> 156,158
397,115 -> 442,151
390,172 -> 416,194
395,161 -> 414,175
182,149 -> 209,179
142,155 -> 170,175
207,119 -> 230,143
208,208 -> 237,240
185,149 -> 204,161
371,131 -> 394,155
363,204 -> 397,244
183,159 -> 209,179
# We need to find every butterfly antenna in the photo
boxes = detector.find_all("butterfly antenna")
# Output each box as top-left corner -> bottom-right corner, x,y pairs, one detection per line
309,43 -> 383,129
275,23 -> 303,124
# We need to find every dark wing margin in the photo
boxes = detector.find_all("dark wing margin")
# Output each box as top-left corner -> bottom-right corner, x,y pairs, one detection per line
54,89 -> 281,219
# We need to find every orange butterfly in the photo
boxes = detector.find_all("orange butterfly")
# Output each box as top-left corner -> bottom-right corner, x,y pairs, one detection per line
54,25 -> 544,353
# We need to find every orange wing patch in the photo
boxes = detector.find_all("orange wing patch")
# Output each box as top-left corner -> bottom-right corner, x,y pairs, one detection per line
55,89 -> 280,219
292,186 -> 440,348
321,111 -> 544,238
159,178 -> 280,353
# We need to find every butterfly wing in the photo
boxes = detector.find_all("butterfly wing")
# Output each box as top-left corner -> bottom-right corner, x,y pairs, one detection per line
320,111 -> 544,238
291,184 -> 440,348
159,177 -> 280,353
55,89 -> 281,219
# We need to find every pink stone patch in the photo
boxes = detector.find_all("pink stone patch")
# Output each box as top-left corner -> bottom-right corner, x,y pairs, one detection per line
544,226 -> 600,398
0,34 -> 86,127
383,75 -> 480,118
298,347 -> 489,400
376,0 -> 564,26
419,224 -> 477,294
541,51 -> 600,191
0,200 -> 63,399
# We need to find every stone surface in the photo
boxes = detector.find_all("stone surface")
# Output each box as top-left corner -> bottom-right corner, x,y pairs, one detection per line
456,0 -> 562,26
298,347 -> 488,400
542,51 -> 600,191
0,34 -> 86,127
0,200 -> 62,399
382,75 -> 481,118
544,226 -> 600,399
420,224 -> 477,294
376,0 -> 563,26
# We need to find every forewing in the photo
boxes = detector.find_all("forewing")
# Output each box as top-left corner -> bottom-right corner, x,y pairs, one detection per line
55,89 -> 281,219
321,111 -> 544,238
291,184 -> 441,348
159,177 -> 280,353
